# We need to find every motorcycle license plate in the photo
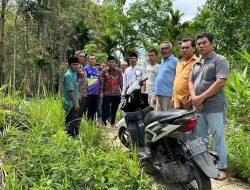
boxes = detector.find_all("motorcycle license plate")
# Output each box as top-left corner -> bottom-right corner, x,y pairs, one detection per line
183,137 -> 208,157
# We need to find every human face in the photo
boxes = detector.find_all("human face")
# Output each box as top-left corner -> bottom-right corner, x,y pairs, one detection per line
120,63 -> 127,72
88,56 -> 96,66
129,56 -> 137,67
78,53 -> 85,64
181,41 -> 195,60
160,43 -> 172,58
69,63 -> 78,72
196,37 -> 214,57
148,52 -> 157,65
108,60 -> 116,69
101,64 -> 107,71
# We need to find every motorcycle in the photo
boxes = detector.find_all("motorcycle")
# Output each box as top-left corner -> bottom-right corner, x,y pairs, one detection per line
117,78 -> 219,190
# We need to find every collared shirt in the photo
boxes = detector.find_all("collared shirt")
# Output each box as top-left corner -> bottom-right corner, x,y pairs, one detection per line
190,52 -> 230,113
62,68 -> 79,111
145,63 -> 160,95
122,65 -> 145,95
76,65 -> 88,98
155,55 -> 179,96
100,67 -> 123,96
173,55 -> 197,108
84,65 -> 100,95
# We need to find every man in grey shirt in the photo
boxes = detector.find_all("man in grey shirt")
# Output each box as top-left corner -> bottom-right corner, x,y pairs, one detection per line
189,32 -> 230,181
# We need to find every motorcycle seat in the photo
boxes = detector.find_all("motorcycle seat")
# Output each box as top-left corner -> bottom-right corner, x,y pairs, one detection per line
125,106 -> 154,121
144,109 -> 194,126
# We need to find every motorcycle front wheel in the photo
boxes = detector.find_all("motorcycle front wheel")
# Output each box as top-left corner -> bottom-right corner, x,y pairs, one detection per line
118,127 -> 131,149
176,149 -> 212,190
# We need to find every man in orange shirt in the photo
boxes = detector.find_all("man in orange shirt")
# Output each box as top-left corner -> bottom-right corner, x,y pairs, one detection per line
173,38 -> 197,110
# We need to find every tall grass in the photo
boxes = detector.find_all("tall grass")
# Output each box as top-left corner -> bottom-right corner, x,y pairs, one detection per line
0,97 -> 152,189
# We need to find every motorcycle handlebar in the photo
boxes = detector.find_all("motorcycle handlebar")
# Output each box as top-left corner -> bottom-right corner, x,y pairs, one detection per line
139,77 -> 148,86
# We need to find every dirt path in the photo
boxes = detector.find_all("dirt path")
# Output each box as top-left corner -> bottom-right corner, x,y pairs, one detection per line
105,127 -> 250,190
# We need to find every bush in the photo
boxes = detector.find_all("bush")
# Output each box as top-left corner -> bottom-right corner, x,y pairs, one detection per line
226,121 -> 250,183
0,98 -> 152,189
225,51 -> 250,182
225,67 -> 250,129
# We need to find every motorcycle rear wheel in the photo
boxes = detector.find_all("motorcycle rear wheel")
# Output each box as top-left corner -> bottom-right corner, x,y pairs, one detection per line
176,150 -> 212,190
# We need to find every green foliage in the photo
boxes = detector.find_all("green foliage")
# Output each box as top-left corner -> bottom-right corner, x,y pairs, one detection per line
225,51 -> 250,181
0,97 -> 152,189
190,0 -> 250,60
226,122 -> 250,183
225,51 -> 250,130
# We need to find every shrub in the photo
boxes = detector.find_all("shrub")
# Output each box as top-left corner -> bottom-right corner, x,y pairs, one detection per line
0,98 -> 152,189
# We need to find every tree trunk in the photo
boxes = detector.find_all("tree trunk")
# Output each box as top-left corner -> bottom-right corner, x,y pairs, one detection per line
13,15 -> 18,96
0,0 -> 8,85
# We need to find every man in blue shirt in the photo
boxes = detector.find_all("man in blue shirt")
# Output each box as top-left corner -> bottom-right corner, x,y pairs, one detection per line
155,42 -> 179,111
84,55 -> 100,121
63,57 -> 80,137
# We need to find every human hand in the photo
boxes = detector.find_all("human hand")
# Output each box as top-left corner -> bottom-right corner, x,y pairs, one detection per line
192,95 -> 205,107
74,103 -> 80,111
152,95 -> 156,104
100,92 -> 103,98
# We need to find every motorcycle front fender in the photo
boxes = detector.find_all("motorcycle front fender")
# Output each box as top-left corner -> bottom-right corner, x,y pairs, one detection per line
116,118 -> 127,129
191,151 -> 218,178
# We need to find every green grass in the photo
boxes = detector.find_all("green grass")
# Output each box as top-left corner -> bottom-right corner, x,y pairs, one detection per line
0,97 -> 152,189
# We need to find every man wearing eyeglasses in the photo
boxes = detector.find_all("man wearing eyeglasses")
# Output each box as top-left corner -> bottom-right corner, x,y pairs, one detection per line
122,52 -> 145,96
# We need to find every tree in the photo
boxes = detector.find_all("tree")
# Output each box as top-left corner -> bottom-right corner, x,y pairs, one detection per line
0,0 -> 10,85
191,0 -> 250,61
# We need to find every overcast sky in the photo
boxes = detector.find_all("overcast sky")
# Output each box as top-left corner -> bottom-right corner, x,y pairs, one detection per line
173,0 -> 206,21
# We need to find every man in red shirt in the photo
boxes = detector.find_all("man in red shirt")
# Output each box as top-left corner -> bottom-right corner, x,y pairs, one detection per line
100,56 -> 123,127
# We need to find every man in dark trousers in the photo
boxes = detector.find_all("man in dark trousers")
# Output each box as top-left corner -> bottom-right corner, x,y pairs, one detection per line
63,57 -> 80,137
100,56 -> 123,127
84,55 -> 100,121
74,51 -> 88,120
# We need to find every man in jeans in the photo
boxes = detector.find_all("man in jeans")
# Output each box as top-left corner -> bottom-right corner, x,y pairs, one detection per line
63,57 -> 80,137
100,56 -> 123,127
189,32 -> 230,180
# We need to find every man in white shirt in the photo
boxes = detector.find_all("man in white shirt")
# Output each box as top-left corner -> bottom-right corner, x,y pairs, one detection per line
122,52 -> 145,95
144,48 -> 160,109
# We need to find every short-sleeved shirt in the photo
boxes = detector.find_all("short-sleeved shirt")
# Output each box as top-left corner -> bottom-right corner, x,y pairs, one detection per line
76,65 -> 88,98
100,67 -> 123,96
122,65 -> 145,95
155,55 -> 179,96
189,52 -> 230,113
63,68 -> 79,111
84,65 -> 100,95
145,63 -> 160,95
173,55 -> 197,108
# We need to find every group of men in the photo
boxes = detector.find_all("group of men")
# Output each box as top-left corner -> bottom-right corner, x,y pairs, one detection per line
62,32 -> 229,180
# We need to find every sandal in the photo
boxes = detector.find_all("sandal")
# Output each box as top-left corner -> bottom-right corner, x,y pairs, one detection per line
217,169 -> 227,181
